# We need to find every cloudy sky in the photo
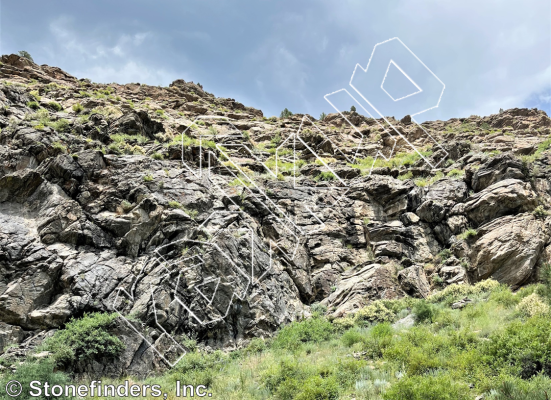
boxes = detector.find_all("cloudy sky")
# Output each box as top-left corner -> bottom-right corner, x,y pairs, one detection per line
1,0 -> 549,121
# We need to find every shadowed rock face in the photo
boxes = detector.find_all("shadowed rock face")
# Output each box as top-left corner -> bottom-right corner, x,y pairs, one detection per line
0,53 -> 550,377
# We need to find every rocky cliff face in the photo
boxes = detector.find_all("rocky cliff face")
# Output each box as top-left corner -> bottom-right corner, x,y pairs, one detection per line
0,53 -> 550,377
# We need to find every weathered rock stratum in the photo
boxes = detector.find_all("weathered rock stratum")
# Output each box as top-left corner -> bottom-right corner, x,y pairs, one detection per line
0,53 -> 550,376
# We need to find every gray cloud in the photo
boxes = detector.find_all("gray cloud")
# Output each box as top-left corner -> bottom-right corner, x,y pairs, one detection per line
1,0 -> 549,119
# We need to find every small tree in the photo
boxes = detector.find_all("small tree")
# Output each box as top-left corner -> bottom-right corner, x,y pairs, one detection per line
499,108 -> 504,114
350,105 -> 356,113
18,50 -> 34,62
319,112 -> 326,121
280,108 -> 293,118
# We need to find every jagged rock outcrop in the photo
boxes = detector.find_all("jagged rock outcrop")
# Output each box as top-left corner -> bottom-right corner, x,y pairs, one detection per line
0,53 -> 550,377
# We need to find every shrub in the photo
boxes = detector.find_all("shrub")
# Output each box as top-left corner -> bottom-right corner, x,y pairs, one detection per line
51,141 -> 67,153
533,205 -> 549,218
294,375 -> 339,400
310,303 -> 328,315
413,302 -> 436,323
50,118 -> 70,132
243,338 -> 267,355
447,168 -> 465,178
383,373 -> 471,400
44,313 -> 124,367
363,323 -> 394,358
342,327 -> 367,347
350,105 -> 357,112
1,359 -> 70,400
280,108 -> 293,118
488,285 -> 520,307
151,152 -> 164,160
72,103 -> 84,113
354,300 -> 395,324
457,227 -> 477,240
174,350 -> 228,375
516,293 -> 549,317
481,316 -> 551,379
143,174 -> 154,182
332,317 -> 355,331
436,248 -> 452,262
272,316 -> 334,350
428,279 -> 500,303
29,90 -> 41,101
18,50 -> 34,62
315,171 -> 336,181
27,101 -> 40,110
47,101 -> 62,111
168,200 -> 182,209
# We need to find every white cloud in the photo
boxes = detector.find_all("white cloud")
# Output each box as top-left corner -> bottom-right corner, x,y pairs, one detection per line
45,16 -> 180,85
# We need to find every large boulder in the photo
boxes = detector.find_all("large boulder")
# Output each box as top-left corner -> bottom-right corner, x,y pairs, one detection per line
466,213 -> 549,288
322,262 -> 404,318
462,179 -> 538,226
397,265 -> 430,298
471,153 -> 526,192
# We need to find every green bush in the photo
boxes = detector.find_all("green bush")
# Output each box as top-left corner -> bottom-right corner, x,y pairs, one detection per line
488,285 -> 520,307
362,323 -> 395,358
310,302 -> 328,315
342,327 -> 367,347
272,316 -> 334,350
533,205 -> 549,218
0,359 -> 70,400
428,279 -> 500,303
18,50 -> 34,62
174,350 -> 228,374
457,227 -> 477,240
44,313 -> 124,367
280,108 -> 293,118
294,375 -> 339,400
27,101 -> 40,110
413,301 -> 437,323
50,118 -> 70,132
516,293 -> 549,317
243,338 -> 267,355
383,373 -> 471,400
354,300 -> 396,324
481,316 -> 551,379
47,101 -> 62,111
72,103 -> 84,113
315,171 -> 336,181
168,200 -> 182,209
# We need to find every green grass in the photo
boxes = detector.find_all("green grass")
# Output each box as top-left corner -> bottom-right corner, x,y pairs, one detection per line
414,171 -> 445,187
27,100 -> 40,110
351,148 -> 433,174
168,200 -> 182,209
457,227 -> 478,240
521,136 -> 551,163
51,141 -> 67,153
48,280 -> 551,399
447,168 -> 465,178
47,101 -> 62,111
315,171 -> 336,181
72,102 -> 84,113
110,133 -> 149,144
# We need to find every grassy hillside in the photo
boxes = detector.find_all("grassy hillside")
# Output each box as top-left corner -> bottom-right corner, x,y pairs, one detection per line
4,271 -> 551,400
